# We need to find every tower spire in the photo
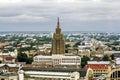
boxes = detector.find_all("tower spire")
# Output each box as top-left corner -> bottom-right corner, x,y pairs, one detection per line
56,17 -> 61,34
57,17 -> 60,28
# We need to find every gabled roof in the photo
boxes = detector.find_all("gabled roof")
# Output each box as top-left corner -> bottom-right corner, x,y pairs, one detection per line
0,64 -> 21,68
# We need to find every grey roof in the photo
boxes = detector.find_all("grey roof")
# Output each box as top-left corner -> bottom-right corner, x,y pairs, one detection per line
0,64 -> 21,67
87,61 -> 110,64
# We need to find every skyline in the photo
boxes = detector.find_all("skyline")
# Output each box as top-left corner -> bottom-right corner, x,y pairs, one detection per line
0,0 -> 120,32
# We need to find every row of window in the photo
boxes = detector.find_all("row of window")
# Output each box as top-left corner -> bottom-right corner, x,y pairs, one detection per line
93,70 -> 107,73
34,60 -> 80,63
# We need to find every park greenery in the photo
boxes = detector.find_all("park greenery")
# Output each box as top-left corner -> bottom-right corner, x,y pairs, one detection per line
81,56 -> 90,68
17,51 -> 33,64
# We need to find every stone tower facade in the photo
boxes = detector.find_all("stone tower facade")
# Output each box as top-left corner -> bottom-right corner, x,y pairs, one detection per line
51,18 -> 65,55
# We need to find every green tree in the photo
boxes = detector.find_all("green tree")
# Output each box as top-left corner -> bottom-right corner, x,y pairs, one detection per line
73,42 -> 80,47
110,54 -> 114,60
81,42 -> 85,45
102,55 -> 109,61
0,60 -> 2,63
65,49 -> 68,53
65,44 -> 70,48
112,41 -> 119,45
17,52 -> 27,62
81,56 -> 90,68
26,58 -> 33,64
17,52 -> 33,64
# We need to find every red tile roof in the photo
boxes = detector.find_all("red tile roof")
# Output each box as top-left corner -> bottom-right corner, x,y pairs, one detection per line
86,64 -> 108,69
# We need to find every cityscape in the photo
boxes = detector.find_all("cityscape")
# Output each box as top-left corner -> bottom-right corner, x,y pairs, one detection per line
0,0 -> 120,80
0,18 -> 120,80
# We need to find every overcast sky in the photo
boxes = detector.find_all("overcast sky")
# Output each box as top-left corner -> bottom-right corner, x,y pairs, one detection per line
0,0 -> 120,32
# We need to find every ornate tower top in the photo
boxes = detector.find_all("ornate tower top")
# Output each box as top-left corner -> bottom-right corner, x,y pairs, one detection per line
51,18 -> 65,55
57,17 -> 60,28
56,17 -> 61,34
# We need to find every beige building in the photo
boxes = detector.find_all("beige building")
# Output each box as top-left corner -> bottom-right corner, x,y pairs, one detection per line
104,51 -> 120,58
0,75 -> 18,80
86,65 -> 120,80
106,68 -> 120,80
0,63 -> 22,72
86,61 -> 111,77
85,68 -> 94,80
51,18 -> 65,55
67,47 -> 78,55
0,64 -> 24,80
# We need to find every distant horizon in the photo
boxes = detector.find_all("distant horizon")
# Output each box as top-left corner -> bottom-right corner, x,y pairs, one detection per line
0,30 -> 118,33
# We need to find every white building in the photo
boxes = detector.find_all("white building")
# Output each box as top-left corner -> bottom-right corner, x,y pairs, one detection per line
87,61 -> 110,65
25,71 -> 80,80
0,49 -> 18,58
104,51 -> 120,58
32,55 -> 81,67
104,51 -> 120,55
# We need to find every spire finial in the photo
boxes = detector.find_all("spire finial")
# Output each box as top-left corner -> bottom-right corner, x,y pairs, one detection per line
57,17 -> 60,28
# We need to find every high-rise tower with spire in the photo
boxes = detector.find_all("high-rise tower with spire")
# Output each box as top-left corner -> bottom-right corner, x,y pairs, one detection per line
51,18 -> 65,55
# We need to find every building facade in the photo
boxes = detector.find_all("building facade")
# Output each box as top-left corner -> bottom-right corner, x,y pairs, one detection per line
86,61 -> 111,77
51,18 -> 65,55
0,64 -> 23,80
25,71 -> 80,80
32,55 -> 81,67
107,68 -> 120,80
0,63 -> 22,72
104,51 -> 120,58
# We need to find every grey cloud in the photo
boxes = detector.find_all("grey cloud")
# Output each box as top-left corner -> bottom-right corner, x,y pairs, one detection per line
0,0 -> 120,32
